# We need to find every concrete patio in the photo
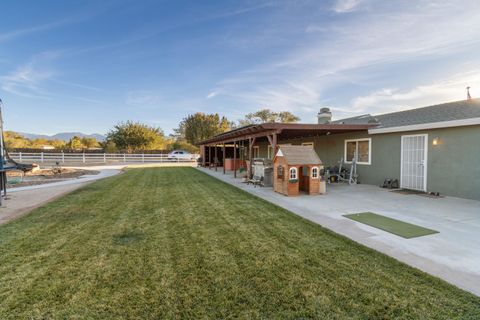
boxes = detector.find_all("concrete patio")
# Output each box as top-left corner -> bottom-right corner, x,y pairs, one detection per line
199,167 -> 480,296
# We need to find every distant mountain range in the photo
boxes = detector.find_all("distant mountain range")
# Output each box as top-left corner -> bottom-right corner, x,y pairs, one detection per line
17,132 -> 106,142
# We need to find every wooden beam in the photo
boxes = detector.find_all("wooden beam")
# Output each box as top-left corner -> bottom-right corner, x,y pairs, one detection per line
214,144 -> 218,171
198,123 -> 374,145
266,135 -> 273,146
272,133 -> 277,155
208,146 -> 212,169
201,145 -> 206,167
222,143 -> 226,174
233,141 -> 237,178
245,130 -> 279,141
202,129 -> 279,146
248,137 -> 256,179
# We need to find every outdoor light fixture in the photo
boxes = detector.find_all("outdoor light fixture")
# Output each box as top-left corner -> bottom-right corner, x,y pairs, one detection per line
432,137 -> 439,146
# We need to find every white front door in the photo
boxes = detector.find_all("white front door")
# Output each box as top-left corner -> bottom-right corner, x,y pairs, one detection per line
401,134 -> 428,191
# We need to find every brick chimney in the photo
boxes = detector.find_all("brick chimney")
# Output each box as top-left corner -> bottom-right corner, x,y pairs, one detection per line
317,107 -> 332,124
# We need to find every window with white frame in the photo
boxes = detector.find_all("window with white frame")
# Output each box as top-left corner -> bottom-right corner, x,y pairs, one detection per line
344,138 -> 371,164
289,167 -> 297,180
267,145 -> 273,159
311,166 -> 319,178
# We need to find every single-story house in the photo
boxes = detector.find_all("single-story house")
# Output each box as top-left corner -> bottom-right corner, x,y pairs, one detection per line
199,99 -> 480,201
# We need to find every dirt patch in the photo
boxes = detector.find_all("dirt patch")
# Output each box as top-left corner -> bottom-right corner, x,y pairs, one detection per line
6,168 -> 99,188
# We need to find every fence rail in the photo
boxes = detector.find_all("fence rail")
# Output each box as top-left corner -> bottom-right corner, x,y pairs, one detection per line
9,152 -> 200,164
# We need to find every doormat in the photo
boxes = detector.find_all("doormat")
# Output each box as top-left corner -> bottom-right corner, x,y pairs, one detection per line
344,212 -> 439,239
390,189 -> 444,198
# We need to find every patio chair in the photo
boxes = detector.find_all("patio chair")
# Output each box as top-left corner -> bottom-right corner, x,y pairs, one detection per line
209,157 -> 219,169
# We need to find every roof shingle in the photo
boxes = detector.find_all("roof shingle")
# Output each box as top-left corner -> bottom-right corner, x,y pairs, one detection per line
332,99 -> 480,128
276,145 -> 322,165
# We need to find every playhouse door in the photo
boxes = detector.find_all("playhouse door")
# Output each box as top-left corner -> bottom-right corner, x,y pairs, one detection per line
299,166 -> 309,192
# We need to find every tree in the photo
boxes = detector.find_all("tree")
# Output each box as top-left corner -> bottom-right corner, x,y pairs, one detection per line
67,136 -> 84,149
81,137 -> 100,149
50,139 -> 66,149
278,111 -> 300,123
177,113 -> 232,145
167,138 -> 198,153
30,138 -> 51,149
238,109 -> 300,126
101,140 -> 118,153
4,131 -> 30,149
106,121 -> 165,152
4,131 -> 69,150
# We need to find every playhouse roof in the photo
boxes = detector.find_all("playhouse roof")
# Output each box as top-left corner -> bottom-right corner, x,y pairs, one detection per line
275,145 -> 322,165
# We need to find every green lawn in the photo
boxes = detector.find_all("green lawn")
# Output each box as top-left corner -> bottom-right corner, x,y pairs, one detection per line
0,168 -> 478,319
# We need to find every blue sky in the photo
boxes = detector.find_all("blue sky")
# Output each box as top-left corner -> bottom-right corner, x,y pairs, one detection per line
1,0 -> 479,135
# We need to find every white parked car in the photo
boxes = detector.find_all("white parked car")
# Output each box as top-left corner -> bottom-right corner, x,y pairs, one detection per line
167,150 -> 197,160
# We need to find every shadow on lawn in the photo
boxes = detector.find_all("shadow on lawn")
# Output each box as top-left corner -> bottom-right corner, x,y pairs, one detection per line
112,231 -> 144,245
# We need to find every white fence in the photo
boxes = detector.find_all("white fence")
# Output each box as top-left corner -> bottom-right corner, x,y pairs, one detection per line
9,152 -> 200,164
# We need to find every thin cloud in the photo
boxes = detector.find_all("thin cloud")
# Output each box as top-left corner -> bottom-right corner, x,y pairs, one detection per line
305,25 -> 328,33
0,51 -> 103,102
0,3 -> 112,43
0,19 -> 68,43
342,70 -> 480,117
210,1 -> 480,117
1,61 -> 54,99
332,0 -> 362,13
206,91 -> 219,99
126,90 -> 163,108
50,78 -> 102,92
72,2 -> 274,56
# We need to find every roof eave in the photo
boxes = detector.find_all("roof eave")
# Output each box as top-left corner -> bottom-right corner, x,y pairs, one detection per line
198,123 -> 376,145
368,117 -> 480,134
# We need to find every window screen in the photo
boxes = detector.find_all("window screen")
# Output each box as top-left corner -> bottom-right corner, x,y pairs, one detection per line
345,139 -> 371,164
357,140 -> 370,163
346,141 -> 356,162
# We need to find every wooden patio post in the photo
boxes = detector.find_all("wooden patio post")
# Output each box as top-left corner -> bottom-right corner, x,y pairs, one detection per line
248,137 -> 256,179
201,145 -> 206,167
223,143 -> 226,174
233,140 -> 237,178
214,144 -> 218,171
272,133 -> 277,155
208,146 -> 212,169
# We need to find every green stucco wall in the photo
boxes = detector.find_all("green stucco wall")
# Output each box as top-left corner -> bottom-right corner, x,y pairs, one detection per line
424,126 -> 480,201
254,126 -> 480,200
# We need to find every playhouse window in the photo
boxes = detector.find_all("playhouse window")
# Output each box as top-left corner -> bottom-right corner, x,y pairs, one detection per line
277,165 -> 284,179
311,167 -> 319,179
289,167 -> 297,180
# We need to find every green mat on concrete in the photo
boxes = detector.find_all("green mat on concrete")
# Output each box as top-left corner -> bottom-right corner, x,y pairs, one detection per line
344,212 -> 439,239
